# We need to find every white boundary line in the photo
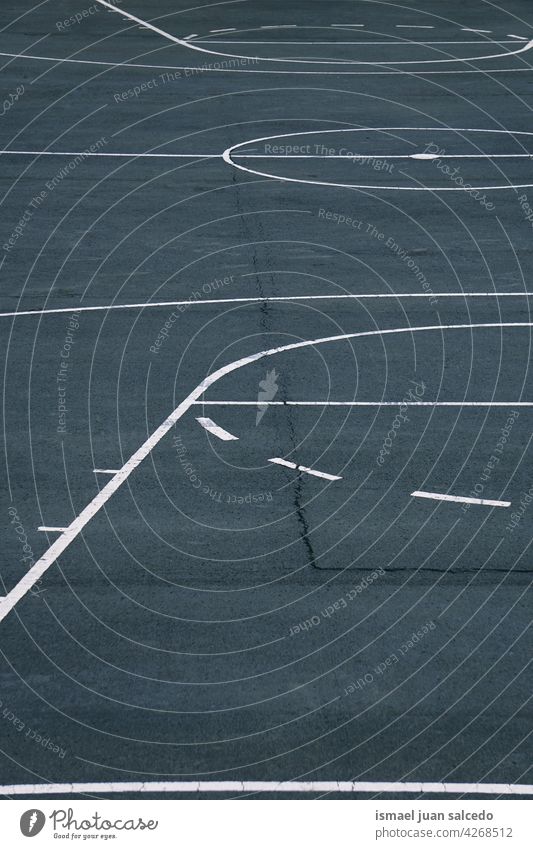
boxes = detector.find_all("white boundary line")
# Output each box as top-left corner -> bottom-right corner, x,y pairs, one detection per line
1,322 -> 532,624
223,127 -> 533,191
3,292 -> 533,320
0,780 -> 531,795
94,0 -> 533,67
411,490 -> 511,507
2,49 -> 532,74
193,401 -> 533,407
196,417 -> 238,440
0,150 -> 218,159
268,458 -> 342,481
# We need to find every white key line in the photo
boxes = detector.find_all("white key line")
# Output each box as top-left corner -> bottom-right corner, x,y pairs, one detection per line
3,291 -> 533,319
37,526 -> 68,532
0,780 -> 530,795
411,490 -> 511,507
193,401 -> 532,407
1,322 -> 531,624
196,417 -> 238,441
269,458 -> 342,481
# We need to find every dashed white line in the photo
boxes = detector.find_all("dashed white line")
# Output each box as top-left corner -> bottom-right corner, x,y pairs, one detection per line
37,527 -> 68,533
508,34 -> 528,41
268,458 -> 342,481
93,469 -> 121,474
411,491 -> 511,507
396,25 -> 434,28
1,321 -> 531,623
0,780 -> 530,795
196,417 -> 238,441
210,28 -> 236,33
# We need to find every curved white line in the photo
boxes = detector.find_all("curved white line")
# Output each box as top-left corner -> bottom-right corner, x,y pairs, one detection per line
1,780 -> 531,795
3,50 -> 532,75
94,0 -> 533,67
223,127 -> 533,191
1,321 -> 532,624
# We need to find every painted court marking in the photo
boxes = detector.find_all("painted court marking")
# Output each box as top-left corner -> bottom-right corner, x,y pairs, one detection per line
411,491 -> 511,508
268,458 -> 342,481
93,469 -> 121,474
223,127 -> 533,191
37,527 -> 68,533
196,417 -> 238,441
95,0 -> 533,67
0,780 -> 531,796
1,322 -> 532,624
3,292 -> 533,321
3,49 -> 532,75
194,401 -> 533,407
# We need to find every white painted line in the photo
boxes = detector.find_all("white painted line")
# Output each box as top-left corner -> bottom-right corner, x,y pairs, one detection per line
269,458 -> 342,481
210,28 -> 236,33
508,34 -> 528,41
184,34 -> 198,40
93,469 -> 121,474
462,28 -> 492,33
411,491 -> 511,507
236,153 -> 533,159
396,25 -> 434,28
37,527 -> 68,532
0,149 -> 218,159
4,291 -> 533,320
0,780 -> 530,795
1,321 -> 531,624
194,401 -> 533,407
3,49 -> 532,75
95,0 -> 533,66
411,153 -> 440,159
196,417 -> 238,441
224,126 -> 533,191
331,24 -> 365,27
195,40 -> 519,46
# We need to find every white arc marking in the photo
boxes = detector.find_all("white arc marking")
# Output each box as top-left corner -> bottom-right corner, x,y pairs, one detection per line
0,780 -> 530,795
223,127 -> 533,191
411,491 -> 511,507
196,417 -> 238,441
94,0 -> 533,66
269,458 -> 342,481
1,322 -> 532,624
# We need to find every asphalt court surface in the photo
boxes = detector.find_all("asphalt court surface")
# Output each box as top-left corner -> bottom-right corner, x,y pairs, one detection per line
0,0 -> 532,799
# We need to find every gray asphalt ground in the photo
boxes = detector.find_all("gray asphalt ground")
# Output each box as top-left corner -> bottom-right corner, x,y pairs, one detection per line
0,0 -> 532,799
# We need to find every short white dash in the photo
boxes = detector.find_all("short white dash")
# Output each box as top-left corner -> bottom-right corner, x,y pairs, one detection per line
410,153 -> 440,159
38,526 -> 68,532
461,28 -> 491,33
508,34 -> 528,41
184,34 -> 198,40
411,491 -> 510,507
269,458 -> 342,481
196,417 -> 238,441
210,28 -> 235,33
396,25 -> 434,28
93,469 -> 121,474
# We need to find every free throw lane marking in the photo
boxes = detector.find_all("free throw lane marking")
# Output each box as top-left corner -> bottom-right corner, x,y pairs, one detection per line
196,417 -> 238,441
0,780 -> 531,795
1,322 -> 531,624
411,491 -> 511,507
269,458 -> 342,481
